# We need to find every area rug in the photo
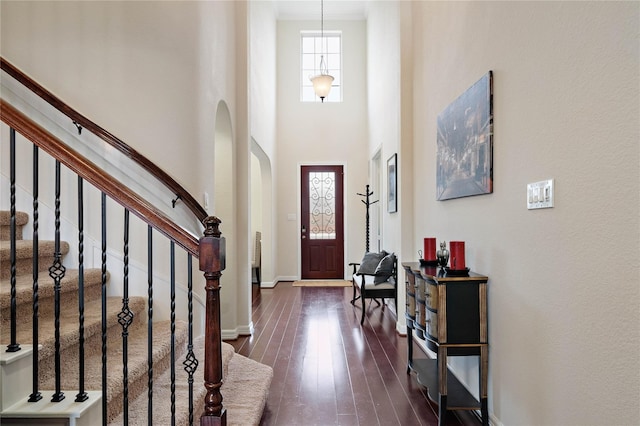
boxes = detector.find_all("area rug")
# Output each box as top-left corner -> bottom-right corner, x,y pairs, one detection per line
292,280 -> 352,287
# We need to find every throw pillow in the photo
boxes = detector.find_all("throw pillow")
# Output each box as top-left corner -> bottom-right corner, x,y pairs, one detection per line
357,252 -> 386,275
374,253 -> 395,284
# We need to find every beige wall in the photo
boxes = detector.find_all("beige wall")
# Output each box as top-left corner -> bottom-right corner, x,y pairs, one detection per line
410,1 -> 639,424
276,19 -> 369,280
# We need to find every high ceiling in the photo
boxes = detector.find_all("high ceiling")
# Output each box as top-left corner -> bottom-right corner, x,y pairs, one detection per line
274,0 -> 370,20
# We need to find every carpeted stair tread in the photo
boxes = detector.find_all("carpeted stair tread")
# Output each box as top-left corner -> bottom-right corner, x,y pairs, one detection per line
108,335 -> 237,425
0,239 -> 70,261
0,296 -> 147,362
40,319 -> 190,422
0,268 -> 105,316
0,210 -> 29,240
0,210 -> 29,227
0,239 -> 70,279
223,354 -> 273,426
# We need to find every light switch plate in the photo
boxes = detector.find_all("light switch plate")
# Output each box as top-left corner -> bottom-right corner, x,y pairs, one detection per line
527,179 -> 554,209
203,192 -> 210,211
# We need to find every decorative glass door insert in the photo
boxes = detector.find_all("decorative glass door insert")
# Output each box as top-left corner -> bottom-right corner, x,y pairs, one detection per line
309,171 -> 336,240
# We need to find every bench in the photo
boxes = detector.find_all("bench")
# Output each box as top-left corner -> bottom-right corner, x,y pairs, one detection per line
349,251 -> 397,325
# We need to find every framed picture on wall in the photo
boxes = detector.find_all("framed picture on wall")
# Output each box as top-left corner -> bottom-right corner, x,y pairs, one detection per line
387,153 -> 397,213
436,71 -> 493,200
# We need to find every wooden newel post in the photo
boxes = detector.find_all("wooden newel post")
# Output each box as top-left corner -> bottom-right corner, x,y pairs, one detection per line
199,216 -> 227,426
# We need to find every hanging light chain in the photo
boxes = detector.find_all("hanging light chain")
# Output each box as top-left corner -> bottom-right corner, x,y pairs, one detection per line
321,0 -> 324,39
310,0 -> 333,102
319,0 -> 327,75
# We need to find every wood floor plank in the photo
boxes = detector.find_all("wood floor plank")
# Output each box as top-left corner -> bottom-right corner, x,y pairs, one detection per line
225,282 -> 481,426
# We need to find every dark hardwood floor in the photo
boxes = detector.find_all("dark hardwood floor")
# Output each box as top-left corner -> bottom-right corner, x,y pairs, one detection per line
226,282 -> 482,426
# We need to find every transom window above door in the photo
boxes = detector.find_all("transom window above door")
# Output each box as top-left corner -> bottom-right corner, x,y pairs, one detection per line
300,32 -> 342,102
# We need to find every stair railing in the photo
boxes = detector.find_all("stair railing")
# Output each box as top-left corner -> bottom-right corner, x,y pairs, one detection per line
1,57 -> 227,426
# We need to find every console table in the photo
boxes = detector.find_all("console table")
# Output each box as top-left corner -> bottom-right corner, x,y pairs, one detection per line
402,262 -> 489,426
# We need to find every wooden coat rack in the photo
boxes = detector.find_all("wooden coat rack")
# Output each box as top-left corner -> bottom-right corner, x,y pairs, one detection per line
357,184 -> 379,252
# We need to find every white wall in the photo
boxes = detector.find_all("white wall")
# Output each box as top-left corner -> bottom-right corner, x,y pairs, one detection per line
251,152 -> 263,243
276,19 -> 369,279
410,2 -> 639,425
366,1 -> 408,331
249,1 -> 277,161
249,1 -> 277,288
1,1 -> 205,190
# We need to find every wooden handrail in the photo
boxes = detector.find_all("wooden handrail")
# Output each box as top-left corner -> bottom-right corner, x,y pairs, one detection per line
1,57 -> 208,223
1,99 -> 200,257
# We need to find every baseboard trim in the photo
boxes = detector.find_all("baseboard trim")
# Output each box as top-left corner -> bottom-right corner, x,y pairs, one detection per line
396,324 -> 407,336
238,322 -> 254,336
221,322 -> 254,340
259,280 -> 277,289
274,275 -> 297,284
221,329 -> 238,340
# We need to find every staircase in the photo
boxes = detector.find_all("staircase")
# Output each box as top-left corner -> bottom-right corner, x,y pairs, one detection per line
0,210 -> 272,425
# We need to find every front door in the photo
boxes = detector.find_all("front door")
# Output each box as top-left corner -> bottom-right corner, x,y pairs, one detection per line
301,165 -> 344,279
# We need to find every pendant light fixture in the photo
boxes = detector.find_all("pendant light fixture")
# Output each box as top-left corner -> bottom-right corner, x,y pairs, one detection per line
309,0 -> 334,102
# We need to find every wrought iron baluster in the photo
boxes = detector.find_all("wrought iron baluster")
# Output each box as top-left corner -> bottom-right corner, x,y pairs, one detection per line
29,144 -> 42,402
75,176 -> 88,402
101,193 -> 108,425
170,241 -> 176,426
50,160 -> 66,402
7,128 -> 20,353
183,254 -> 198,426
147,225 -> 154,425
118,209 -> 134,424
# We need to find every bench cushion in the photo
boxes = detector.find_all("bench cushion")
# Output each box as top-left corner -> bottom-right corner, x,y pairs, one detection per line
353,273 -> 395,290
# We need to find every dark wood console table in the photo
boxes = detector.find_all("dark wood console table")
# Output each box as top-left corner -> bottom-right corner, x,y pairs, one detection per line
402,262 -> 489,426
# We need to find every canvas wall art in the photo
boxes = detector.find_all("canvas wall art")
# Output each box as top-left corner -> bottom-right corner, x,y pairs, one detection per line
436,71 -> 493,201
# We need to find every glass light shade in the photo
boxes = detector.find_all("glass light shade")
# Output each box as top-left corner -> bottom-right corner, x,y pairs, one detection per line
310,74 -> 334,101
